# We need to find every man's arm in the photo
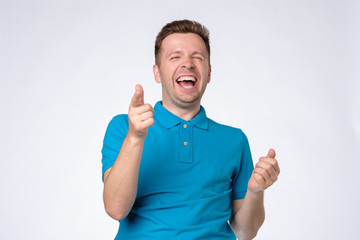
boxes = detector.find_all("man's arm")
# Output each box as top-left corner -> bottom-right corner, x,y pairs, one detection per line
103,85 -> 154,220
230,149 -> 280,240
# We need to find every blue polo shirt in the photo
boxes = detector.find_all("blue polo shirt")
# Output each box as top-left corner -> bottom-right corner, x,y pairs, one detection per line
101,101 -> 254,240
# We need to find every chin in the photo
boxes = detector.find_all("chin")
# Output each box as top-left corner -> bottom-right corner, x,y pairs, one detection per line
176,98 -> 200,108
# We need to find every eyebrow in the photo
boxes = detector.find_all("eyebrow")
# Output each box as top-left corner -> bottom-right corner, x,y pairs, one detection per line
167,50 -> 182,56
192,51 -> 205,57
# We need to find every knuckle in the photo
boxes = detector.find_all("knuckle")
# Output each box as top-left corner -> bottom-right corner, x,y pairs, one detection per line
265,165 -> 272,172
147,111 -> 154,118
259,169 -> 267,175
144,104 -> 152,111
254,174 -> 262,181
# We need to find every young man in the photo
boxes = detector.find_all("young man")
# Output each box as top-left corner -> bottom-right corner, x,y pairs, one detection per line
101,20 -> 280,240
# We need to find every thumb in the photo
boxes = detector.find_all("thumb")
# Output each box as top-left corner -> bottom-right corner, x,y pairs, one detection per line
130,84 -> 144,107
267,148 -> 276,158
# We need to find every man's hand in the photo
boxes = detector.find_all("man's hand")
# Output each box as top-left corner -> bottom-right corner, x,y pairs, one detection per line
230,149 -> 279,238
128,84 -> 154,139
103,84 -> 154,220
248,149 -> 280,193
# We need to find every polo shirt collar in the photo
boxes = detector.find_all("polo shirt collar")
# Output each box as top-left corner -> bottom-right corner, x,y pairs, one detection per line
154,101 -> 209,130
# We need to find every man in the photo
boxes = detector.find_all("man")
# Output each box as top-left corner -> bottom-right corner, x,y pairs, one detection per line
101,20 -> 280,240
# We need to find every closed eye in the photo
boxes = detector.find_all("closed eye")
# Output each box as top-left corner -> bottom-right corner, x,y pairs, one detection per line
193,56 -> 203,61
170,56 -> 180,60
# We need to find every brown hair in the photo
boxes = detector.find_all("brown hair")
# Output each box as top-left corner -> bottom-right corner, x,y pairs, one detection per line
154,20 -> 210,65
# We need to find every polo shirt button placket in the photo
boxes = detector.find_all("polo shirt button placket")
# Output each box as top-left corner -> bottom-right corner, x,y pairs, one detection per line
179,121 -> 192,163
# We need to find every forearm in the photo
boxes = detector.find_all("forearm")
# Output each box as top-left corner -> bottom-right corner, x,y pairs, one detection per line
103,134 -> 144,220
230,191 -> 265,240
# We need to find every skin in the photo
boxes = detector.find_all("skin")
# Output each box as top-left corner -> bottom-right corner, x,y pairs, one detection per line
153,33 -> 211,120
103,84 -> 154,220
230,149 -> 280,240
103,32 -> 280,240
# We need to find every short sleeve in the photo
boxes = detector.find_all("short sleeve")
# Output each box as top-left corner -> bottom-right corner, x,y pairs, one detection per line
231,133 -> 254,200
101,114 -> 129,180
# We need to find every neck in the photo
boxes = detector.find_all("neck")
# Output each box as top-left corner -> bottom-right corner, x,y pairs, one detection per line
162,101 -> 201,121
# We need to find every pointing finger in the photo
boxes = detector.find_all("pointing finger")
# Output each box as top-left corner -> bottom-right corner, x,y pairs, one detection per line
130,84 -> 144,107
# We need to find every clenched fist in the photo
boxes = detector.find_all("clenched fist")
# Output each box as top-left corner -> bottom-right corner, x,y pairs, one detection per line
248,149 -> 280,193
128,84 -> 154,139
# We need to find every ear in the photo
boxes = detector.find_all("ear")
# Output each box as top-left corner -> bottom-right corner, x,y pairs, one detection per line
153,64 -> 161,83
207,65 -> 212,83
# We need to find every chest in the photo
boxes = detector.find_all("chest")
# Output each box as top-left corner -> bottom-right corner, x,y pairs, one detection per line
137,124 -> 241,199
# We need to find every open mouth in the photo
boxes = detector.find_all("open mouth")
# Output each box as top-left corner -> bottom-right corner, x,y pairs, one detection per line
176,75 -> 197,89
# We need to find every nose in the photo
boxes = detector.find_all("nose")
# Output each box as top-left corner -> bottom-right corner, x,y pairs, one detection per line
181,58 -> 195,69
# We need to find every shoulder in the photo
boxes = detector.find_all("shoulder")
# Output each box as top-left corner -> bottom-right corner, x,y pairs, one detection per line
105,114 -> 129,135
206,118 -> 250,148
108,114 -> 128,127
208,118 -> 247,138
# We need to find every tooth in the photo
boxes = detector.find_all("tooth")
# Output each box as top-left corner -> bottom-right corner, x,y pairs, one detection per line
178,76 -> 196,82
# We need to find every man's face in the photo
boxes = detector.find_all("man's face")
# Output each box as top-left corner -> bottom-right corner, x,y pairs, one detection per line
153,33 -> 211,110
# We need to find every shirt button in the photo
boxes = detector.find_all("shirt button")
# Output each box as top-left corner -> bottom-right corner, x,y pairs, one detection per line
183,124 -> 188,128
183,141 -> 188,146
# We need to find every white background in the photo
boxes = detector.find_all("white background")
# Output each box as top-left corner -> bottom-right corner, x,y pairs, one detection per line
1,0 -> 359,239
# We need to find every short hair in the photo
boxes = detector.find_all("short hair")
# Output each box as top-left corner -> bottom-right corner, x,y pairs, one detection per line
154,20 -> 210,65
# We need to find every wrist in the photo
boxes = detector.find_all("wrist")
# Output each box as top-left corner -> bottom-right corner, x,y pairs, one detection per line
247,189 -> 264,200
126,133 -> 146,145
